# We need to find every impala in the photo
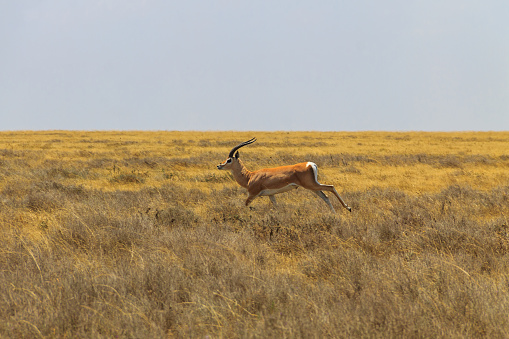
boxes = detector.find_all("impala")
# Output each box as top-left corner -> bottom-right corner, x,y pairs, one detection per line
217,138 -> 352,213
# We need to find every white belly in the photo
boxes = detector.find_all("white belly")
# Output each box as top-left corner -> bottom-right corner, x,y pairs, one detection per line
259,183 -> 299,196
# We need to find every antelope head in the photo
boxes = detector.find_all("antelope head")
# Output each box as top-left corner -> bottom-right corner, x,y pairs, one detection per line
217,137 -> 256,170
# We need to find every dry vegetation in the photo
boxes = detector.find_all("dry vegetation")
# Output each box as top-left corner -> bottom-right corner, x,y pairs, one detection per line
1,131 -> 509,338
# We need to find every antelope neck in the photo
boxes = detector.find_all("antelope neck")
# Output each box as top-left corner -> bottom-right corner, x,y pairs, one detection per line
231,159 -> 252,188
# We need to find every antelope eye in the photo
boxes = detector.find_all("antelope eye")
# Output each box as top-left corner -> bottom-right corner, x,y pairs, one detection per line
226,158 -> 232,163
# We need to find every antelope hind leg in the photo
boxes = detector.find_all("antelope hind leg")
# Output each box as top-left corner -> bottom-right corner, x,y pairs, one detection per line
330,186 -> 352,212
310,184 -> 352,212
314,191 -> 336,213
269,195 -> 277,205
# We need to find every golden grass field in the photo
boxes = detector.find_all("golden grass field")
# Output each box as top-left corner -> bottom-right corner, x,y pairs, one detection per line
1,131 -> 508,337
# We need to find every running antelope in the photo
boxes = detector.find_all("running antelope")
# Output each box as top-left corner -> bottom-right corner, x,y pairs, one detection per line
216,138 -> 352,213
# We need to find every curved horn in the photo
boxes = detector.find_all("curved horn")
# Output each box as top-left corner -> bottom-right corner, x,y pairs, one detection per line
228,137 -> 257,158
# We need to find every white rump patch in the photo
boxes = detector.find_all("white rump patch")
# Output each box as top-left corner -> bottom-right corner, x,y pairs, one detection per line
307,162 -> 320,184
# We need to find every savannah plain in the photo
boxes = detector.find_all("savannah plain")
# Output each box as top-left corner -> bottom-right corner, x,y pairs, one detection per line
1,130 -> 508,338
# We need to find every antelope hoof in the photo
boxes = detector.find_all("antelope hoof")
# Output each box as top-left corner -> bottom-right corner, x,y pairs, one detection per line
347,206 -> 352,212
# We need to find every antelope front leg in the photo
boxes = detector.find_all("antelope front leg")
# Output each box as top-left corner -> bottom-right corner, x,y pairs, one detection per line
245,194 -> 258,206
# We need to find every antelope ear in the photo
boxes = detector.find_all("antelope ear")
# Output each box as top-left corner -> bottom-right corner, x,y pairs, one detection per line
235,151 -> 240,159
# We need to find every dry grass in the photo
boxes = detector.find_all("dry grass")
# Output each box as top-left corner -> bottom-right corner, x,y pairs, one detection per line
1,131 -> 509,337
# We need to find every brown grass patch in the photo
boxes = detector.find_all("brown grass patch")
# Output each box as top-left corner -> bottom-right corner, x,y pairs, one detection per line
0,131 -> 508,337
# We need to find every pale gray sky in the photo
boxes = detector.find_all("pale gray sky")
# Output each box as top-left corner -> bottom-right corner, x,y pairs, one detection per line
1,1 -> 508,131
